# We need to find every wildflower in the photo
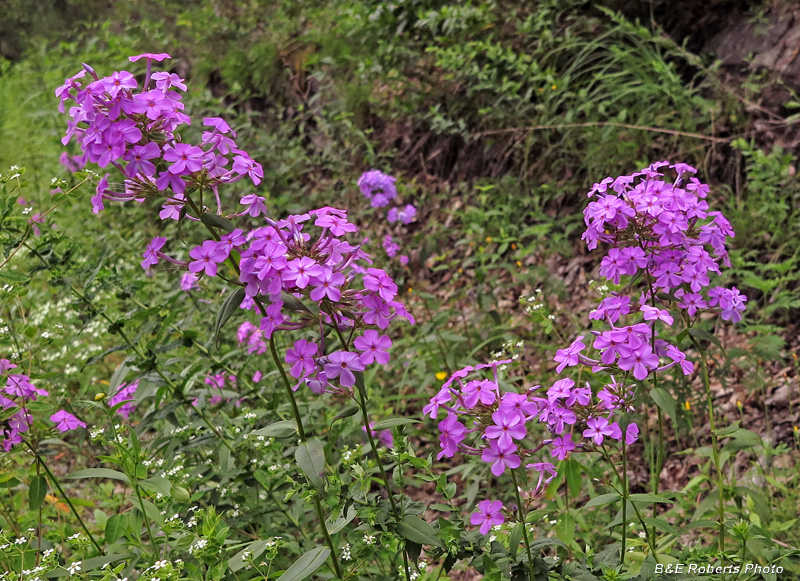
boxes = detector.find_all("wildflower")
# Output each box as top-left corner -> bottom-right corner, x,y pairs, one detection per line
188,241 -> 228,278
324,351 -> 365,388
435,371 -> 447,381
67,561 -> 81,575
470,500 -> 505,534
354,330 -> 392,365
49,410 -> 86,432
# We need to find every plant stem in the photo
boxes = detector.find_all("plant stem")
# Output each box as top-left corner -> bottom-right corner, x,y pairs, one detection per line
32,451 -> 102,552
693,340 -> 726,552
267,337 -> 343,579
356,387 -> 412,581
621,437 -> 628,560
509,469 -> 536,581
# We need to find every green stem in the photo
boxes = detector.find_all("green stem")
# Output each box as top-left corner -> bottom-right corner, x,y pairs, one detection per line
32,451 -> 102,552
356,387 -> 411,581
509,470 -> 536,581
692,339 -> 726,552
621,437 -> 628,560
267,337 -> 342,579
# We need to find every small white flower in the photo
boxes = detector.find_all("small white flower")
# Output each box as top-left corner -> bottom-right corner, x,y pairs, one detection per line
341,543 -> 352,561
362,534 -> 376,545
67,561 -> 81,574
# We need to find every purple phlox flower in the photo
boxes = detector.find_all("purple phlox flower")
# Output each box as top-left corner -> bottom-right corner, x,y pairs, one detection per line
424,387 -> 453,419
547,403 -> 577,435
550,433 -> 576,460
481,440 -> 521,476
314,212 -> 357,236
164,143 -> 204,174
152,71 -> 187,91
462,379 -> 498,408
484,409 -> 526,449
354,330 -> 392,365
305,370 -> 329,395
582,416 -> 618,445
665,345 -> 694,375
203,116 -> 235,135
498,392 -> 538,420
470,500 -> 505,535
283,257 -> 324,289
156,171 -> 187,195
141,236 -> 167,270
363,268 -> 398,302
310,269 -> 345,302
50,410 -> 87,432
526,462 -> 558,495
686,177 -> 709,198
128,52 -> 171,62
0,360 -> 17,374
565,383 -> 592,407
588,295 -> 632,323
617,344 -> 660,381
108,380 -> 139,419
189,240 -> 228,277
383,234 -> 400,258
358,170 -> 397,201
640,304 -> 674,325
398,255 -> 409,266
708,286 -> 747,323
259,301 -> 285,339
554,335 -> 585,373
219,229 -> 247,255
671,162 -> 697,176
180,272 -> 199,291
547,378 -> 575,402
285,339 -> 319,379
240,194 -> 267,217
232,155 -> 263,185
324,351 -> 365,388
125,142 -> 160,177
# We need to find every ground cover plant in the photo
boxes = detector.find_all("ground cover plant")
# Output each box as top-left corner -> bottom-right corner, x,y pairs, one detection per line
1,2 -> 800,580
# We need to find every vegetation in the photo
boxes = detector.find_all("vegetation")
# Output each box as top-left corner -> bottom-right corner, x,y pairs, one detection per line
1,1 -> 799,580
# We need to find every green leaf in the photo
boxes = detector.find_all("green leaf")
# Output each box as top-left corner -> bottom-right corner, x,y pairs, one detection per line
252,420 -> 297,438
200,212 -> 235,232
65,468 -> 131,484
295,439 -> 326,488
228,539 -> 269,573
29,475 -> 47,510
278,546 -> 330,581
649,388 -> 677,422
371,417 -> 420,430
563,458 -> 582,497
214,287 -> 246,347
628,493 -> 675,504
105,513 -> 127,544
332,405 -> 360,424
583,493 -> 621,508
688,328 -> 724,352
508,522 -> 523,559
396,515 -> 445,548
0,270 -> 31,283
140,476 -> 172,497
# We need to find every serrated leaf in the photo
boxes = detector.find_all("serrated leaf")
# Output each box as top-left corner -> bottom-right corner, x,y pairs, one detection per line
295,439 -> 325,488
29,475 -> 47,510
396,515 -> 445,548
371,417 -> 420,430
200,213 -> 235,232
214,287 -> 246,347
278,546 -> 330,581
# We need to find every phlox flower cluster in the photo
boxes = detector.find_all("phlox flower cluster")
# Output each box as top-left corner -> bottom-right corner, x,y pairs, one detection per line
56,53 -> 263,216
145,207 -> 415,395
193,373 -> 244,407
358,170 -> 416,265
583,161 -> 746,323
1,359 -> 85,450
